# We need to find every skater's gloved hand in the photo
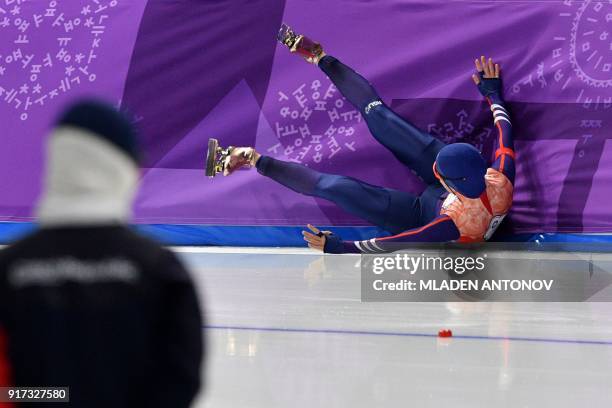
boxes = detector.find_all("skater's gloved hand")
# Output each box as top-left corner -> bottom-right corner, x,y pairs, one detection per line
302,224 -> 339,253
321,233 -> 344,254
472,56 -> 503,101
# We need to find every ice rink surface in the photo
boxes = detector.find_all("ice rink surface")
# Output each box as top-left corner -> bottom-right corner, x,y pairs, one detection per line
176,248 -> 612,408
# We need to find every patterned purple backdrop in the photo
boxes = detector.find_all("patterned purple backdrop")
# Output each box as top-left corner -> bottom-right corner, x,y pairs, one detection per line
1,0 -> 611,234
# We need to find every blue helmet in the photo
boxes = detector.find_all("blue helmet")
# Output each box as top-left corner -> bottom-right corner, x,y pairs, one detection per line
434,143 -> 487,199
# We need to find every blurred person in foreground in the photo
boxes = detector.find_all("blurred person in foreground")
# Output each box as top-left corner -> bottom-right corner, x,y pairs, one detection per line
0,100 -> 203,407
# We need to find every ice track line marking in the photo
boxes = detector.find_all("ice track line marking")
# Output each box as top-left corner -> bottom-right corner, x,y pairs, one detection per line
204,325 -> 612,346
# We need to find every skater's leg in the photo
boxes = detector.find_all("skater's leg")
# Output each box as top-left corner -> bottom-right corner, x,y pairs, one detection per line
318,56 -> 445,184
277,27 -> 444,183
317,55 -> 381,112
255,156 -> 320,196
257,156 -> 422,234
365,103 -> 446,185
205,139 -> 444,233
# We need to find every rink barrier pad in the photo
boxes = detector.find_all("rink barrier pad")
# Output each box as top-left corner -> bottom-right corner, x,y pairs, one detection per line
1,222 -> 612,249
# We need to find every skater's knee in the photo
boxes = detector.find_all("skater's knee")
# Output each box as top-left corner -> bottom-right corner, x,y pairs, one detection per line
363,100 -> 384,115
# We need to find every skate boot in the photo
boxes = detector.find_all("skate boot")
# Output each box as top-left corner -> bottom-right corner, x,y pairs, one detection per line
277,23 -> 325,64
205,138 -> 257,178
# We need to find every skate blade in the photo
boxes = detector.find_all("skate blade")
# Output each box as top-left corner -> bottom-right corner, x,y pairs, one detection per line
277,23 -> 291,43
205,138 -> 219,178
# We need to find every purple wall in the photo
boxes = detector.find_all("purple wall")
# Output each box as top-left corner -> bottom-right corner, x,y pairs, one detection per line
1,0 -> 611,234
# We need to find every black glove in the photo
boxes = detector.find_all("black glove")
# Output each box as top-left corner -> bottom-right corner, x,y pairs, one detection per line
476,72 -> 503,100
322,233 -> 344,254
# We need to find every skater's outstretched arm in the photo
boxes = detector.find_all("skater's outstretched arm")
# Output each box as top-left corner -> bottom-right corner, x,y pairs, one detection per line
303,218 -> 460,254
473,56 -> 515,185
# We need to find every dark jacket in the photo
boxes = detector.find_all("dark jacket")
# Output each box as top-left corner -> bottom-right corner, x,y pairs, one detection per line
0,226 -> 203,408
